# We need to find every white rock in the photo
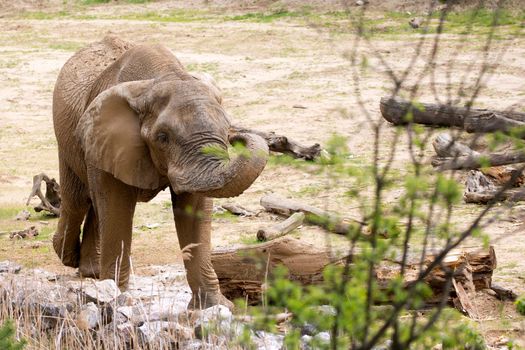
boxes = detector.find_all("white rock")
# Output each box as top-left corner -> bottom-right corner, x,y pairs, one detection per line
71,279 -> 120,304
181,339 -> 204,349
301,334 -> 313,350
194,305 -> 234,339
0,261 -> 22,274
138,321 -> 193,343
117,306 -> 133,319
76,302 -> 100,330
253,331 -> 284,350
198,304 -> 232,323
314,331 -> 331,344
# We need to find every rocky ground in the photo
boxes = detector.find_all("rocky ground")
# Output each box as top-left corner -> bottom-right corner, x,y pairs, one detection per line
0,260 -> 292,349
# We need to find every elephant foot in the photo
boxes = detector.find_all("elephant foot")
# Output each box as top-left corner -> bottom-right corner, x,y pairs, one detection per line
52,233 -> 80,268
78,262 -> 100,279
188,291 -> 234,311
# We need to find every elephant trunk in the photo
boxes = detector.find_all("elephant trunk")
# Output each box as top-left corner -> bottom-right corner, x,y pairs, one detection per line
169,132 -> 269,198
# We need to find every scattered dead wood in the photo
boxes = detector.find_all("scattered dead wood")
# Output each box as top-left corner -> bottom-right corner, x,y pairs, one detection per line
432,150 -> 525,171
491,284 -> 518,301
380,97 -> 525,135
463,170 -> 525,204
26,173 -> 61,216
260,193 -> 369,237
212,236 -> 496,314
215,203 -> 255,217
230,125 -> 321,161
432,133 -> 524,187
432,133 -> 477,158
257,212 -> 305,241
9,226 -> 39,239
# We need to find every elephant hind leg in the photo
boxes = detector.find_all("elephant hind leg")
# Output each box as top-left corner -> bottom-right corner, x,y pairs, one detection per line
53,161 -> 90,268
79,205 -> 100,278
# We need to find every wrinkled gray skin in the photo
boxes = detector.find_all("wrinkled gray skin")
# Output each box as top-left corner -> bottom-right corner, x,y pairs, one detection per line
52,36 -> 268,309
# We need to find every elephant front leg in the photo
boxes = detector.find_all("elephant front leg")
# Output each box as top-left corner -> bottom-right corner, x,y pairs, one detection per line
53,161 -> 89,267
171,190 -> 233,310
89,168 -> 137,290
79,205 -> 100,278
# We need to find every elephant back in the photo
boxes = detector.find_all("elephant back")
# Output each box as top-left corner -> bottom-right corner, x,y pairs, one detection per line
52,35 -> 135,182
53,35 -> 134,123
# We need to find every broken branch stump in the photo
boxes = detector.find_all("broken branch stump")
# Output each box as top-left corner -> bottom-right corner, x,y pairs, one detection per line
211,237 -> 349,303
380,97 -> 525,135
257,212 -> 305,241
260,193 -> 367,237
211,236 -> 496,313
464,170 -> 525,203
230,125 -> 321,161
26,173 -> 61,216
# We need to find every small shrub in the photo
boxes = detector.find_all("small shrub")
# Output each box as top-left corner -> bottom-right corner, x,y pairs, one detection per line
0,320 -> 26,350
516,295 -> 525,315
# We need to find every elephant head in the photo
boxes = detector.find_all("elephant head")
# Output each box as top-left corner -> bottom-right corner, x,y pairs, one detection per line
76,76 -> 268,196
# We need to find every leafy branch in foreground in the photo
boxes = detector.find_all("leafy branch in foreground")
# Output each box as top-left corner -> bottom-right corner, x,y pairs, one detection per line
236,1 -> 522,349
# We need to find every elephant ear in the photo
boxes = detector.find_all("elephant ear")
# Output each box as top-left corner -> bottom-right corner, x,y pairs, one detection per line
77,80 -> 161,190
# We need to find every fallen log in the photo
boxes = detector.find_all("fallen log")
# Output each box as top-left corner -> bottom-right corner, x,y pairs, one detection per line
212,237 -> 344,303
260,193 -> 368,237
26,173 -> 61,216
215,203 -> 255,217
432,150 -> 525,171
257,212 -> 305,241
211,237 -> 496,312
230,125 -> 321,161
380,97 -> 525,135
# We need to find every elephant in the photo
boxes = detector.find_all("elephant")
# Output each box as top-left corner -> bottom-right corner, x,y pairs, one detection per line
51,35 -> 268,309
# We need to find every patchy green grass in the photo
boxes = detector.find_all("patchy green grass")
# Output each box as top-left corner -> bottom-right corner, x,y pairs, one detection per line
116,9 -> 210,22
81,0 -> 150,4
0,206 -> 27,221
0,59 -> 21,69
229,9 -> 309,22
48,41 -> 84,51
185,62 -> 220,74
20,10 -> 70,20
34,226 -> 55,241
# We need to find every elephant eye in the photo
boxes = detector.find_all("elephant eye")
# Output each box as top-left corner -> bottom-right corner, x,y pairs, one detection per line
156,132 -> 169,144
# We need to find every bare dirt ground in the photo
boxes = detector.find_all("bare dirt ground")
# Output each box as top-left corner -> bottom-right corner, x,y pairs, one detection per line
0,0 -> 524,346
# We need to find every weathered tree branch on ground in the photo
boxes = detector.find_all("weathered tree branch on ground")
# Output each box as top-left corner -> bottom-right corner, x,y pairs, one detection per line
215,203 -> 256,217
380,97 -> 525,135
432,133 -> 478,158
464,171 -> 525,204
211,236 -> 496,316
260,193 -> 371,237
26,173 -> 61,216
432,150 -> 525,171
432,133 -> 524,187
257,212 -> 305,241
230,125 -> 321,160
